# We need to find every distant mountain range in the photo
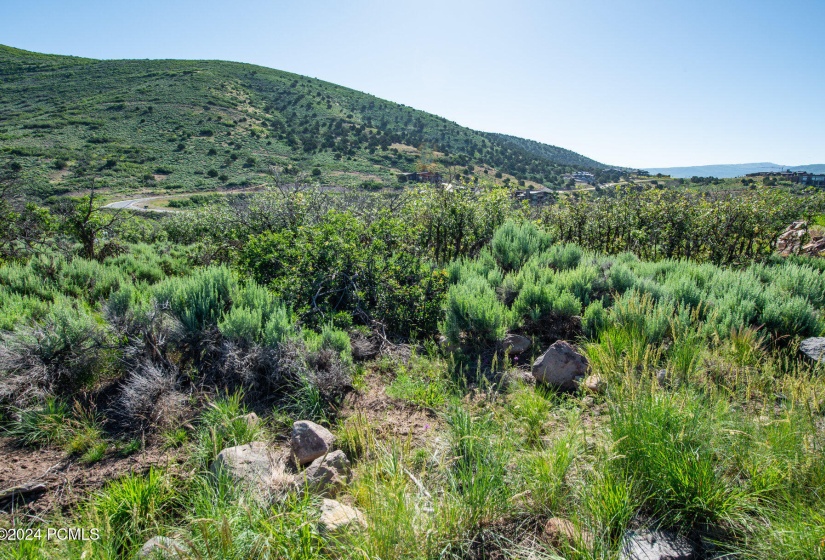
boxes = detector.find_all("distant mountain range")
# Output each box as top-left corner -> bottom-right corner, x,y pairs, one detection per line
644,163 -> 825,179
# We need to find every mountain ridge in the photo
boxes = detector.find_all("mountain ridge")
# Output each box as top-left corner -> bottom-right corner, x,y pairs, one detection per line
0,44 -> 608,198
645,162 -> 825,178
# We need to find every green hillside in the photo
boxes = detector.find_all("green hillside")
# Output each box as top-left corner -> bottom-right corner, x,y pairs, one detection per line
0,45 -> 605,198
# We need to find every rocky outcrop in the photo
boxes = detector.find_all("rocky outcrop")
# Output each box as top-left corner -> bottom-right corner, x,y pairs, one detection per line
501,333 -> 532,355
619,530 -> 696,560
291,420 -> 335,466
297,449 -> 351,496
800,337 -> 825,363
318,498 -> 367,532
777,221 -> 808,256
138,536 -> 188,558
777,221 -> 825,257
531,340 -> 589,390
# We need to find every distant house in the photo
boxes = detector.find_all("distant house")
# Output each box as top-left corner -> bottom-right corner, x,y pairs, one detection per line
572,171 -> 595,184
514,186 -> 555,205
791,172 -> 825,187
399,171 -> 443,184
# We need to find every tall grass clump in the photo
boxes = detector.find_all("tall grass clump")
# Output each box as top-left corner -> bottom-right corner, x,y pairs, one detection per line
610,389 -> 751,527
193,390 -> 264,467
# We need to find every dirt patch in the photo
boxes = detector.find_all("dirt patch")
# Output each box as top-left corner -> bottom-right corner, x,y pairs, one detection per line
340,374 -> 441,448
0,437 -> 185,521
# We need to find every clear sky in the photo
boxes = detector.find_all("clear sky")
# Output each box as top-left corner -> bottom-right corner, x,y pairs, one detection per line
2,0 -> 823,168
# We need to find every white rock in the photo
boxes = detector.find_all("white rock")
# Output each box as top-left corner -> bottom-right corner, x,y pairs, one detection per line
319,498 -> 366,532
138,536 -> 188,558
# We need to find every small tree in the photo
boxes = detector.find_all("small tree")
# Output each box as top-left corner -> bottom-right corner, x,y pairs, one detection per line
59,188 -> 125,260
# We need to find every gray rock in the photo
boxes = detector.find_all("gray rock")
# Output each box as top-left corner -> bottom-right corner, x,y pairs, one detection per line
501,333 -> 532,355
318,498 -> 367,532
800,337 -> 825,362
619,530 -> 696,560
297,449 -> 351,496
531,340 -> 589,390
210,442 -> 294,501
291,420 -> 335,466
137,536 -> 188,558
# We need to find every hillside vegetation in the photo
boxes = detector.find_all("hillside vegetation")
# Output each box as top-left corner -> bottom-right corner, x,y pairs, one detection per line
0,45 -> 606,199
1,179 -> 824,559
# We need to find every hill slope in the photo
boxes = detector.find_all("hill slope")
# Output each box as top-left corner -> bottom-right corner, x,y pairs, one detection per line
0,45 -> 606,198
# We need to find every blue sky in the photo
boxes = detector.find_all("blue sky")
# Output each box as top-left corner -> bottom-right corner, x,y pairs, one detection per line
2,0 -> 823,168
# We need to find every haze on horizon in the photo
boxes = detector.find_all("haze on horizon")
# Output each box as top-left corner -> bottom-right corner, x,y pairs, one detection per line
2,0 -> 823,169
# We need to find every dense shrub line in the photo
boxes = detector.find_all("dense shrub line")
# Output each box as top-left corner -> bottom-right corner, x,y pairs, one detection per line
541,186 -> 825,264
442,220 -> 825,347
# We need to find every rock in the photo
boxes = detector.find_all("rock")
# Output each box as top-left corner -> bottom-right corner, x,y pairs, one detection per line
531,340 -> 589,390
501,368 -> 535,388
583,374 -> 605,394
138,536 -> 188,558
297,449 -> 351,496
800,337 -> 825,362
318,498 -> 367,532
501,333 -> 532,355
210,442 -> 293,501
291,420 -> 334,466
236,412 -> 260,428
211,441 -> 275,485
543,517 -> 594,550
619,530 -> 696,560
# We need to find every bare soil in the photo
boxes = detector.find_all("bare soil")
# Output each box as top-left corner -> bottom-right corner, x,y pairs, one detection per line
0,438 -> 185,521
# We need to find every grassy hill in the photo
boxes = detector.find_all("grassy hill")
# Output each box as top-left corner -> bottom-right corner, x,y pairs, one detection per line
0,45 -> 606,199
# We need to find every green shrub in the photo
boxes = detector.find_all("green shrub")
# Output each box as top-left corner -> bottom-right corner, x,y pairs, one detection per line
490,220 -> 553,272
218,305 -> 263,343
441,275 -> 510,345
153,265 -> 237,333
583,300 -> 608,338
546,242 -> 583,271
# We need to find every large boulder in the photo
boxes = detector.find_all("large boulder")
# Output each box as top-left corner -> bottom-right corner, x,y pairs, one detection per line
619,530 -> 696,560
318,498 -> 367,532
210,442 -> 293,501
501,333 -> 532,355
291,420 -> 335,466
531,340 -> 589,390
800,337 -> 825,363
297,449 -> 351,496
137,536 -> 188,559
